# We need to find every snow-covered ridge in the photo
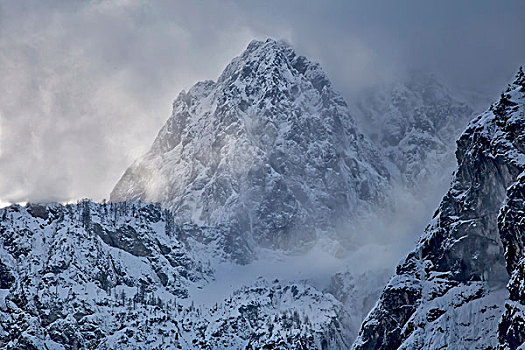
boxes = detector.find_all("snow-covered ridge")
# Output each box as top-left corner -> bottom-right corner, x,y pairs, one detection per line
111,38 -> 389,252
0,201 -> 203,348
0,201 -> 361,349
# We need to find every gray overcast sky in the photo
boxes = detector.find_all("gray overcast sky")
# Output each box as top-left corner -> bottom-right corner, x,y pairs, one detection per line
1,0 -> 524,203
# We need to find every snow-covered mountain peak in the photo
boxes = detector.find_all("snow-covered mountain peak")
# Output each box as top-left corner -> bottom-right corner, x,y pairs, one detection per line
217,38 -> 330,94
111,39 -> 389,252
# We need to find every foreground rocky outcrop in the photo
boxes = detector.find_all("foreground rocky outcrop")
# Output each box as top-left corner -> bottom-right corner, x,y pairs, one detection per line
353,68 -> 525,349
499,172 -> 525,349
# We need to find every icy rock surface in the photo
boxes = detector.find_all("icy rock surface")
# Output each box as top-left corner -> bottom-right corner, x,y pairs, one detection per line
111,39 -> 389,250
499,172 -> 525,349
353,68 -> 525,349
496,68 -> 525,350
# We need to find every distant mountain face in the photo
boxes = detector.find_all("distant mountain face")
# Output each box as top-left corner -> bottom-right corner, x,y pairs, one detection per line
353,68 -> 525,349
110,39 -> 389,250
353,72 -> 475,189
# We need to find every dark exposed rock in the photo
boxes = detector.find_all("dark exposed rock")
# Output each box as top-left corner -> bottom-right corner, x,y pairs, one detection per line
0,259 -> 14,289
93,223 -> 151,257
498,173 -> 525,348
26,203 -> 49,220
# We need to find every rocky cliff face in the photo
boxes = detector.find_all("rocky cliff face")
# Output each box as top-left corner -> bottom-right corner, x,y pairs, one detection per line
353,68 -> 525,349
111,39 -> 389,250
496,67 -> 525,349
499,172 -> 525,349
0,201 -> 206,349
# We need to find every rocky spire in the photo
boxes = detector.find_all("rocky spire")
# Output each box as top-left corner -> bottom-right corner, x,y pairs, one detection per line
111,39 -> 389,251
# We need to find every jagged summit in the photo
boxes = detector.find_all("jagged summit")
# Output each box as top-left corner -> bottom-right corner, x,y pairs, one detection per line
111,38 -> 389,251
217,38 -> 333,95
